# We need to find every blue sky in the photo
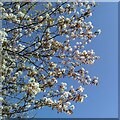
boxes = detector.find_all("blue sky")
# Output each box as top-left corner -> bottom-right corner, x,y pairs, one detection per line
29,2 -> 118,118
1,2 -> 118,119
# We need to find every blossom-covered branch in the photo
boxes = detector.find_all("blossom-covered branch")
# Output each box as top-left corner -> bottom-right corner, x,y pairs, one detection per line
0,1 -> 101,119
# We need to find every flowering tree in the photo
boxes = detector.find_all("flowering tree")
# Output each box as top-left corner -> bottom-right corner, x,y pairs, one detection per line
0,1 -> 101,119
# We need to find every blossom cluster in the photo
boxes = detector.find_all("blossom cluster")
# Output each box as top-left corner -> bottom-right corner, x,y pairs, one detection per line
0,1 -> 101,119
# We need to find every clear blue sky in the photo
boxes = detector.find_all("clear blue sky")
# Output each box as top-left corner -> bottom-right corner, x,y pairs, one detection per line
28,2 -> 118,118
